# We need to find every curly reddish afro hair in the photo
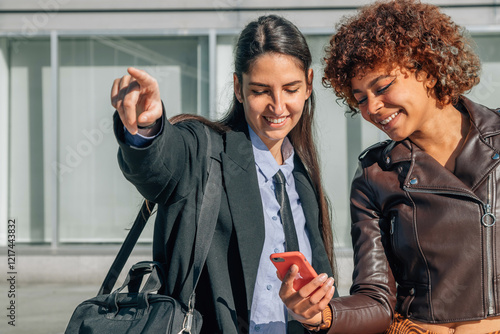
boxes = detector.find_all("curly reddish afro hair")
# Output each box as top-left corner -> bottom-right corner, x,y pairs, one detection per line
322,0 -> 481,114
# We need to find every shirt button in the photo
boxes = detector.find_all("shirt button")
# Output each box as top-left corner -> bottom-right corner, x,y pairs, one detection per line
274,248 -> 280,253
255,325 -> 261,331
266,285 -> 272,290
272,216 -> 278,221
271,185 -> 275,191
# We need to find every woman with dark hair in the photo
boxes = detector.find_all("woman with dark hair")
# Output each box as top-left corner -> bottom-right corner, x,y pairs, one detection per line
111,15 -> 336,333
279,0 -> 500,333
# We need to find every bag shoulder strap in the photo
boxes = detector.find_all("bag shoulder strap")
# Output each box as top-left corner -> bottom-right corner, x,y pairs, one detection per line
98,124 -> 223,296
98,200 -> 154,295
190,126 -> 222,291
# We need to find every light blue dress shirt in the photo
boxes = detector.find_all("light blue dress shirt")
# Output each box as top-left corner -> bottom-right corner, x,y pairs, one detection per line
248,127 -> 312,334
124,124 -> 313,334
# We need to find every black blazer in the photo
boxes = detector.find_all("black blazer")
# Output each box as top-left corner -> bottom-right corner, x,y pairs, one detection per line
114,113 -> 333,333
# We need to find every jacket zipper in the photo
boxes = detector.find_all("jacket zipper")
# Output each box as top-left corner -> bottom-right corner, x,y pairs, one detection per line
390,215 -> 396,251
483,175 -> 496,315
484,136 -> 497,316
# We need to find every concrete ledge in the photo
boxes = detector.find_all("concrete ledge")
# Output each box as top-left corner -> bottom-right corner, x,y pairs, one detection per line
0,244 -> 153,286
0,245 -> 354,294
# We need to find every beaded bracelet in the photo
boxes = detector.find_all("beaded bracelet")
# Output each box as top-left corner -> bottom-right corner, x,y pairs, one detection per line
301,306 -> 333,332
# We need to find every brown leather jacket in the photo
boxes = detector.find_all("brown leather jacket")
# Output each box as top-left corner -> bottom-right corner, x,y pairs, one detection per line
327,97 -> 500,334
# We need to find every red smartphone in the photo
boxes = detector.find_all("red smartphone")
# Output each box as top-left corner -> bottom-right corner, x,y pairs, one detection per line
270,251 -> 318,291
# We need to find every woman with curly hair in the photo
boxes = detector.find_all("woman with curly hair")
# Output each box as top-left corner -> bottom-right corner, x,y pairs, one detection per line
277,0 -> 500,333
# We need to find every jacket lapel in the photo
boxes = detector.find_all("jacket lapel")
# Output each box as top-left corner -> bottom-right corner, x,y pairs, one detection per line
388,140 -> 480,196
453,124 -> 499,191
221,129 -> 265,309
292,158 -> 332,276
454,98 -> 500,191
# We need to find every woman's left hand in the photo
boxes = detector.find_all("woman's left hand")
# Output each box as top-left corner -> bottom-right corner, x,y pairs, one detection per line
278,264 -> 335,325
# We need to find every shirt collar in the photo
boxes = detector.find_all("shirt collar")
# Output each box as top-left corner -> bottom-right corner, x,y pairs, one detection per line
248,125 -> 295,184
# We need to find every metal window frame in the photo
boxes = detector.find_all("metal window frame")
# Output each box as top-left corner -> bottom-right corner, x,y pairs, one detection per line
0,39 -> 9,248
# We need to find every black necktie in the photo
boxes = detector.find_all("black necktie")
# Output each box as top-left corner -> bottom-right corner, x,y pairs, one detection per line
273,170 -> 300,252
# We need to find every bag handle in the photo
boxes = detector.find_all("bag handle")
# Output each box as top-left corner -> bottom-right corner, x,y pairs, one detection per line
98,125 -> 222,296
127,261 -> 165,294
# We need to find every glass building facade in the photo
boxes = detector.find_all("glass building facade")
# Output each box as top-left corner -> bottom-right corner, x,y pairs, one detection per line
1,2 -> 499,260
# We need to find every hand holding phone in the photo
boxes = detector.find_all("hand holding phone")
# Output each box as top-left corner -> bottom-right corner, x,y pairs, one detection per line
270,251 -> 318,291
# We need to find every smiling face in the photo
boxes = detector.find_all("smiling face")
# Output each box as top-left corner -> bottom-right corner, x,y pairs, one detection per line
351,66 -> 437,142
234,52 -> 312,154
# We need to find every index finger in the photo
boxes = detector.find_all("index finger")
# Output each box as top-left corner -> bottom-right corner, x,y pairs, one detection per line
297,273 -> 329,298
127,67 -> 155,87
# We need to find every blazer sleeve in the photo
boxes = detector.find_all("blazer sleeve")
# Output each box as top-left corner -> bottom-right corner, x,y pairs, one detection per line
326,163 -> 396,334
113,110 -> 209,205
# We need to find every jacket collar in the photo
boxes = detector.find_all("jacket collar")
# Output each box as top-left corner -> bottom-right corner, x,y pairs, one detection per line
462,96 -> 500,138
453,96 -> 500,190
383,96 -> 500,192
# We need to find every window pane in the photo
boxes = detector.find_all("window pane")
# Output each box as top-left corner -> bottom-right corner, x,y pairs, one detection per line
216,35 -> 237,120
57,36 -> 208,242
9,38 -> 50,243
307,35 -> 356,249
467,34 -> 500,109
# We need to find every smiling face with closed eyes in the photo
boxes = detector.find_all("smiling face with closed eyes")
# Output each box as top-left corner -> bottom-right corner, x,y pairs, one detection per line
351,66 -> 438,142
233,52 -> 313,159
